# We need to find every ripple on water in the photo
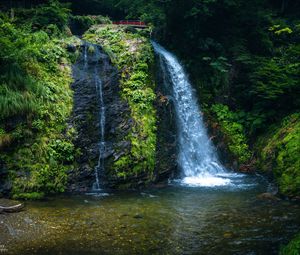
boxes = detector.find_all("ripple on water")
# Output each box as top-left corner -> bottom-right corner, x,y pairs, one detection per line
85,192 -> 110,197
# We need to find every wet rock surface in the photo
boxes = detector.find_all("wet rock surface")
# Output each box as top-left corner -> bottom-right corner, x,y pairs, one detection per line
68,43 -> 131,191
154,57 -> 179,181
68,41 -> 180,191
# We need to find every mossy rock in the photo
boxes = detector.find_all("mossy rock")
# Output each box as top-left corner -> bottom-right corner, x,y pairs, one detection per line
83,25 -> 157,186
256,113 -> 300,197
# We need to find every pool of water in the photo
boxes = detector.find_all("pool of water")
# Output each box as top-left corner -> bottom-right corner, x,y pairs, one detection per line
1,174 -> 300,255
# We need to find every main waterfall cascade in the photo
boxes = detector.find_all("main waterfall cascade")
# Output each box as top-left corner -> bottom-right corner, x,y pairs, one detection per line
153,41 -> 245,187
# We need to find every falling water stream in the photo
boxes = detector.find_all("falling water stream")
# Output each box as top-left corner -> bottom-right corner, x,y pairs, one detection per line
152,41 -> 243,187
83,43 -> 106,192
93,49 -> 106,192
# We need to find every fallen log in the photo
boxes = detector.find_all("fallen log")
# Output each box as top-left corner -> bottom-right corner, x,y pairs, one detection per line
0,203 -> 24,213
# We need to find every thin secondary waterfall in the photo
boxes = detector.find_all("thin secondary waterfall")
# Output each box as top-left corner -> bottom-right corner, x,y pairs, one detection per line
83,43 -> 106,191
93,46 -> 106,191
153,41 -> 232,187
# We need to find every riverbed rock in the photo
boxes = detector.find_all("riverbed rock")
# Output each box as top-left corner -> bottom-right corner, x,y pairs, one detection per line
133,213 -> 143,219
223,232 -> 233,238
257,193 -> 281,201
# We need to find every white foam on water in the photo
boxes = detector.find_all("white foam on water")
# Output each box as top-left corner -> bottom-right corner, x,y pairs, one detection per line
181,176 -> 232,187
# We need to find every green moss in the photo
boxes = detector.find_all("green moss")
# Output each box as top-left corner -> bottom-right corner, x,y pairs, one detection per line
211,104 -> 251,164
13,192 -> 45,200
256,113 -> 300,197
281,233 -> 300,255
83,25 -> 157,182
88,45 -> 95,54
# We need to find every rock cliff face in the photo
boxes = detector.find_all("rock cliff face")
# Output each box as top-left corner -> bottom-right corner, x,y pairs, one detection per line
68,27 -> 180,190
154,59 -> 178,181
68,43 -> 131,192
83,26 -> 158,188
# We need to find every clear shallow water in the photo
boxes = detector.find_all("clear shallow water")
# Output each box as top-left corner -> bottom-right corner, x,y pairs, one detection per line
1,178 -> 300,255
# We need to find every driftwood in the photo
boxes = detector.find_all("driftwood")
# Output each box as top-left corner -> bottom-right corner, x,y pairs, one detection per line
0,203 -> 24,213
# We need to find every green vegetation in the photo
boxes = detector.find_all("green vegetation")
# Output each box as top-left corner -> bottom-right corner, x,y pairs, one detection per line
11,0 -> 71,33
256,114 -> 300,197
84,25 -> 156,182
70,15 -> 111,32
211,104 -> 251,164
0,1 -> 78,199
281,233 -> 300,255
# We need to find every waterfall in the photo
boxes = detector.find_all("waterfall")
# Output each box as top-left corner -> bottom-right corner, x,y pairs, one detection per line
153,41 -> 233,187
83,43 -> 106,191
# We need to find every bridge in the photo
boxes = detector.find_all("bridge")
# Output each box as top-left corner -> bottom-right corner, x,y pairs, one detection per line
112,20 -> 148,28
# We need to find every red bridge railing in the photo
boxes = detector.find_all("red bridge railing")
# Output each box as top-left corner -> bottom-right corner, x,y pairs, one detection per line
113,20 -> 147,27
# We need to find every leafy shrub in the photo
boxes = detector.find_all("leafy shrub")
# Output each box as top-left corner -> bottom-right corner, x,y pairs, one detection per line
49,139 -> 75,163
250,45 -> 300,119
211,104 -> 251,164
14,0 -> 71,32
280,233 -> 300,255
